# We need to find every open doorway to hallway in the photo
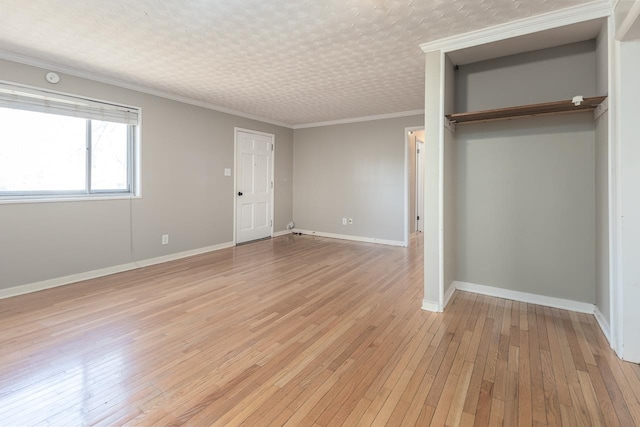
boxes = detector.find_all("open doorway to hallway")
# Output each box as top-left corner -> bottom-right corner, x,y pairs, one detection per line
405,127 -> 425,245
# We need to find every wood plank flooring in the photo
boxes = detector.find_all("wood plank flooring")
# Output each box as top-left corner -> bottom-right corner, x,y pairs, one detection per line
0,234 -> 639,426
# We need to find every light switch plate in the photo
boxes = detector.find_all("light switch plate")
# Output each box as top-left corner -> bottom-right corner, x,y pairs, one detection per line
224,168 -> 231,176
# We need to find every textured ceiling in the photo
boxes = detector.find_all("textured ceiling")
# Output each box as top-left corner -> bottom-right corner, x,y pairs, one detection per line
0,0 -> 594,126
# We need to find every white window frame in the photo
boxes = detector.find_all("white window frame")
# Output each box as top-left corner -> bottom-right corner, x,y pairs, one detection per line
0,81 -> 142,204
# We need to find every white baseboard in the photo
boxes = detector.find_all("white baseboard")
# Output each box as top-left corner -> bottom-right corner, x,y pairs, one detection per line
272,229 -> 293,237
0,263 -> 138,300
293,229 -> 406,247
594,306 -> 611,343
422,299 -> 443,312
443,282 -> 456,308
134,242 -> 235,268
422,283 -> 456,313
454,281 -> 595,314
0,241 -> 234,300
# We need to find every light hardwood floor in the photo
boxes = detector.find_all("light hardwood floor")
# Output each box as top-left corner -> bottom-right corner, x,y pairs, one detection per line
0,234 -> 639,426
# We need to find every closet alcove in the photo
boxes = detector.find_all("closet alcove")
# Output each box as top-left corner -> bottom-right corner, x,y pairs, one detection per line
423,17 -> 612,339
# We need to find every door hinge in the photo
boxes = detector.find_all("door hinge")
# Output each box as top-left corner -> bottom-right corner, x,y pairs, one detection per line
271,181 -> 274,189
270,220 -> 273,227
417,216 -> 420,220
271,143 -> 274,151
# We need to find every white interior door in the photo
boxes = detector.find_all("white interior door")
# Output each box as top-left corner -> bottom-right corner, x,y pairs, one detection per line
416,140 -> 425,232
236,130 -> 273,244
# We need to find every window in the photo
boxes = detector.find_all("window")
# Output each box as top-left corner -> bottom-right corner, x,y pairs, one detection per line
0,82 -> 139,201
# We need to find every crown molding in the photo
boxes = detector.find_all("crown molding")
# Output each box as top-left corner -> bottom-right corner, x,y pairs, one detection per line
293,109 -> 424,129
0,50 -> 424,130
0,50 -> 294,129
616,0 -> 640,40
420,0 -> 613,53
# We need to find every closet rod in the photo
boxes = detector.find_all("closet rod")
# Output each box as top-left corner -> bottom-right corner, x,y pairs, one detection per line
447,96 -> 607,125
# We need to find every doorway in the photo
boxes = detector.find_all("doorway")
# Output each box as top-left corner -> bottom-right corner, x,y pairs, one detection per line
416,139 -> 425,232
405,127 -> 425,245
234,128 -> 274,244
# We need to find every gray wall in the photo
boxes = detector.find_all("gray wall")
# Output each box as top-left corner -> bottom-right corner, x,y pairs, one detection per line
594,19 -> 610,325
595,113 -> 610,321
451,41 -> 599,304
292,115 -> 423,243
596,23 -> 609,96
455,114 -> 596,303
455,40 -> 597,112
444,130 -> 456,299
0,58 -> 293,290
444,55 -> 457,298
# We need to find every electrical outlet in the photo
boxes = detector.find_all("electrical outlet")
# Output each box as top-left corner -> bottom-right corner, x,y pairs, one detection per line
348,218 -> 353,225
162,234 -> 169,245
342,218 -> 347,225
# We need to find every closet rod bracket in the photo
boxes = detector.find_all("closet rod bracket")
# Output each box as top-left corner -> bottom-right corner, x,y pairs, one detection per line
444,117 -> 456,133
593,97 -> 608,121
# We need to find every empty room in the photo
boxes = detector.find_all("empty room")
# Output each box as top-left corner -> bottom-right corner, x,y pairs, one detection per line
1,0 -> 639,425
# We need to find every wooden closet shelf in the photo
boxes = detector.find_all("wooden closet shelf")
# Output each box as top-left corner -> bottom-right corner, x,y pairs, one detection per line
446,96 -> 607,124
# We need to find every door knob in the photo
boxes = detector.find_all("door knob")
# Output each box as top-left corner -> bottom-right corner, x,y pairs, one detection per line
238,192 -> 243,196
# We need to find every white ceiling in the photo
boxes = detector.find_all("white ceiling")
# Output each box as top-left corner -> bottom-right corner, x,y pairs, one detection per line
0,0 -> 598,126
